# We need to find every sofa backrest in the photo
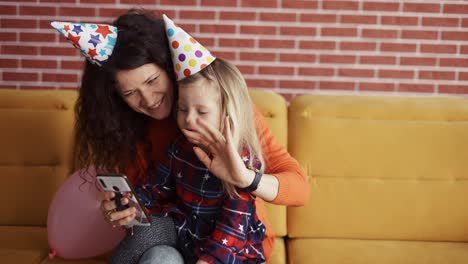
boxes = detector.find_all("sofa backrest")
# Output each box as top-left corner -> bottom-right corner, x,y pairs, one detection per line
0,90 -> 77,226
288,95 -> 468,242
0,89 -> 289,234
249,90 -> 288,237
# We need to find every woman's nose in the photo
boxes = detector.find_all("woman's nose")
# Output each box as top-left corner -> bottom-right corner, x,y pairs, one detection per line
140,89 -> 153,107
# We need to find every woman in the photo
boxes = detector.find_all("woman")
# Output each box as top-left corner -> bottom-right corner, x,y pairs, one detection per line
62,9 -> 309,263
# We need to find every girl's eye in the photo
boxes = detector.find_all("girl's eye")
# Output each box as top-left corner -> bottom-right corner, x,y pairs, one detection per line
178,107 -> 188,112
198,111 -> 208,115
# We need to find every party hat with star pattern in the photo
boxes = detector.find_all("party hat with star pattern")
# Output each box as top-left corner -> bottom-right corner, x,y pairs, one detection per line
51,21 -> 118,67
163,14 -> 216,81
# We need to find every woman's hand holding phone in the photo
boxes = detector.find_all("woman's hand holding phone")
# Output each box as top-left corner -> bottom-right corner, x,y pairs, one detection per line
98,191 -> 137,227
97,174 -> 151,227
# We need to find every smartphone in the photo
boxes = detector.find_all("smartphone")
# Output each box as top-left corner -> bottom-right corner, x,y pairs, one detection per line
96,174 -> 151,227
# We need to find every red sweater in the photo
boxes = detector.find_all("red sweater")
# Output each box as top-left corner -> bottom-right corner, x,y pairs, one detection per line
128,107 -> 310,260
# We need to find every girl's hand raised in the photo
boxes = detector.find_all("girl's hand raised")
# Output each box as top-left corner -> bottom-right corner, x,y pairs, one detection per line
181,116 -> 255,189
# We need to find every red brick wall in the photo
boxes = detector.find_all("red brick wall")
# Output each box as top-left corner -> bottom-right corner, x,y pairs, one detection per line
1,0 -> 467,99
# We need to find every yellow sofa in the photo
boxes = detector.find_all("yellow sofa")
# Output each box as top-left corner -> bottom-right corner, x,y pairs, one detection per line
2,89 -> 468,264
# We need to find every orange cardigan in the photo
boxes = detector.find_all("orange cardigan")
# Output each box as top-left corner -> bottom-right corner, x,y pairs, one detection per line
129,107 -> 310,260
251,107 -> 310,259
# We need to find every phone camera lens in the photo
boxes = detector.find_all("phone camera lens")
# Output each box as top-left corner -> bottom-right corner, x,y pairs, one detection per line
99,179 -> 107,188
112,186 -> 120,192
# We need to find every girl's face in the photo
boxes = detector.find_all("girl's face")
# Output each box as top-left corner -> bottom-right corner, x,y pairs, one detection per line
116,63 -> 174,120
177,78 -> 222,144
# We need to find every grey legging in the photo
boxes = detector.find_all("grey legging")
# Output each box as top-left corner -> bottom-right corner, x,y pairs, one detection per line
139,245 -> 184,264
109,216 -> 183,264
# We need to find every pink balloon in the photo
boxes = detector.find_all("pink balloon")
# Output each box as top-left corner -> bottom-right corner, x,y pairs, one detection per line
47,167 -> 125,259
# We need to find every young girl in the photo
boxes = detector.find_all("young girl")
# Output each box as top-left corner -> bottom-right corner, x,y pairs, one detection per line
156,15 -> 267,263
170,57 -> 266,263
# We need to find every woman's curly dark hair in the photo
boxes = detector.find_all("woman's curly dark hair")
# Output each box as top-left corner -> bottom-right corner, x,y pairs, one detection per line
75,9 -> 176,173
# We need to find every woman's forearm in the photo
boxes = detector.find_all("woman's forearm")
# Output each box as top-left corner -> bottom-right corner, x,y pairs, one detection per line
252,106 -> 310,206
253,173 -> 278,201
239,169 -> 279,202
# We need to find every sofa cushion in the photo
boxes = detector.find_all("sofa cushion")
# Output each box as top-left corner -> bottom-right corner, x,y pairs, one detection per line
288,95 -> 468,241
0,226 -> 48,250
0,226 -> 49,263
2,248 -> 48,264
0,164 -> 71,226
250,90 -> 288,237
288,238 -> 468,264
0,225 -> 107,264
269,237 -> 286,264
0,111 -> 74,226
0,90 -> 77,110
0,90 -> 77,226
0,110 -> 74,165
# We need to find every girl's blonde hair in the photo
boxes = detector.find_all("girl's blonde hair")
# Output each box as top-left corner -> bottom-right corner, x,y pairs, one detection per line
179,58 -> 264,198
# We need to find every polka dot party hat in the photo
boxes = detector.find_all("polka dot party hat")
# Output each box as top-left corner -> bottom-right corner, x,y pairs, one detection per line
51,21 -> 118,67
163,14 -> 216,81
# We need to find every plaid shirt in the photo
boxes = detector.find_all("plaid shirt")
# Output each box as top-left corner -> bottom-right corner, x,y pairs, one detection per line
135,136 -> 265,264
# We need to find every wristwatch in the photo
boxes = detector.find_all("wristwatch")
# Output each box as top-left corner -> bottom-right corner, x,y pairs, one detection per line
241,170 -> 263,193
